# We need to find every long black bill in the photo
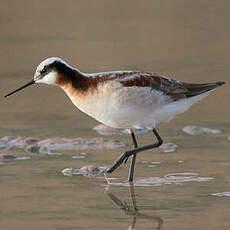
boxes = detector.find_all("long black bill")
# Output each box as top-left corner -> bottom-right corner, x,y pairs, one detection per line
4,79 -> 35,98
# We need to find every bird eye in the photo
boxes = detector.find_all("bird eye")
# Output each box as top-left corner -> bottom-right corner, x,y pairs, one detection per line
40,67 -> 46,75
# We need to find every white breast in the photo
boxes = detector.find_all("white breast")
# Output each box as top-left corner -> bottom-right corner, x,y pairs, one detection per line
61,81 -> 209,129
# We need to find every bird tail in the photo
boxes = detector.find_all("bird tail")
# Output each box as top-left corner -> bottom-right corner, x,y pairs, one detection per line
183,81 -> 225,98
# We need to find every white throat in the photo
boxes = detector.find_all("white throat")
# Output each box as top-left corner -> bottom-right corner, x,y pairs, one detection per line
35,72 -> 57,85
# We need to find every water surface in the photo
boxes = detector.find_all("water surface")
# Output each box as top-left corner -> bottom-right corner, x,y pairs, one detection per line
0,1 -> 229,229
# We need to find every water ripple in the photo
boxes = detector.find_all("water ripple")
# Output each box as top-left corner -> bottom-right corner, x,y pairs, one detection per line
105,172 -> 213,187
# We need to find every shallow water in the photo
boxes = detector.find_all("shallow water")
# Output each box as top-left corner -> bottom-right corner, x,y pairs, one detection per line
0,1 -> 230,229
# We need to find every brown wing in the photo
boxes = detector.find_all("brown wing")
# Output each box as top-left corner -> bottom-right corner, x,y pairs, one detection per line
117,72 -> 225,101
78,71 -> 225,99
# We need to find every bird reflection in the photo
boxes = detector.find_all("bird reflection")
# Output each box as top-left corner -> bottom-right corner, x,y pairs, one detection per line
105,183 -> 163,230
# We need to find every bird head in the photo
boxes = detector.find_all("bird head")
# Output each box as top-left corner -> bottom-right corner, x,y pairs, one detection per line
4,57 -> 75,98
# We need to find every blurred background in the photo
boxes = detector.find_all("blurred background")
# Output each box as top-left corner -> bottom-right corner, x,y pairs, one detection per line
0,1 -> 229,230
0,0 -> 229,138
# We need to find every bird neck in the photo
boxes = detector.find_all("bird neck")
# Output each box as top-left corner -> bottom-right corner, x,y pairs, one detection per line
56,68 -> 97,98
56,70 -> 100,116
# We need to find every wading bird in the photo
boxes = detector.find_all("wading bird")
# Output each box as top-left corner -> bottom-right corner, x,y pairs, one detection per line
4,57 -> 225,182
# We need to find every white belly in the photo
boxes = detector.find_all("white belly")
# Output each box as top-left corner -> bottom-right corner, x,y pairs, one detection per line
62,81 -> 209,129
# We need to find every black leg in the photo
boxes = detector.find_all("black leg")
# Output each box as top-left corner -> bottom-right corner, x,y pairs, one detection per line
107,128 -> 163,177
128,130 -> 138,182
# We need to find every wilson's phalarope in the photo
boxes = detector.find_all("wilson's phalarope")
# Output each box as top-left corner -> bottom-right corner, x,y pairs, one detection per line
4,57 -> 225,182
